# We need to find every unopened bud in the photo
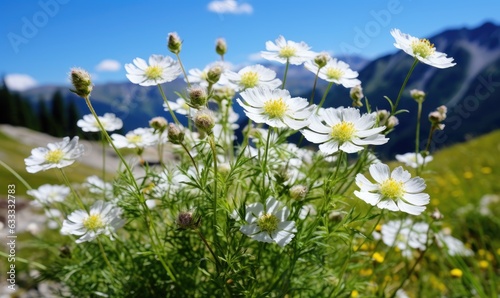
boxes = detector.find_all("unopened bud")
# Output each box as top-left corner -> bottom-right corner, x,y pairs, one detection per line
167,32 -> 182,54
149,116 -> 168,132
176,211 -> 198,229
350,85 -> 364,102
428,111 -> 442,123
215,38 -> 227,56
194,110 -> 215,133
69,67 -> 93,98
212,86 -> 236,103
431,208 -> 444,221
188,85 -> 208,107
437,105 -> 447,115
376,110 -> 389,125
314,52 -> 330,68
290,185 -> 308,200
167,123 -> 185,144
410,89 -> 426,103
207,65 -> 223,84
386,115 -> 399,129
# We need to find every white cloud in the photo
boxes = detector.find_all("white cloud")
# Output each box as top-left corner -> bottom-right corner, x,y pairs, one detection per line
95,59 -> 121,72
4,74 -> 38,91
207,0 -> 253,14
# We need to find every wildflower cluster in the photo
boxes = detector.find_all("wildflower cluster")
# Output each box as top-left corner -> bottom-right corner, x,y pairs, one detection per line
20,29 -> 486,298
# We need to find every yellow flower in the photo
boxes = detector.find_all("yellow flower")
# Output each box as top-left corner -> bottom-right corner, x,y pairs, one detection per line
372,252 -> 385,263
480,167 -> 492,174
450,268 -> 463,278
351,290 -> 359,298
360,268 -> 373,276
463,171 -> 473,179
479,260 -> 489,269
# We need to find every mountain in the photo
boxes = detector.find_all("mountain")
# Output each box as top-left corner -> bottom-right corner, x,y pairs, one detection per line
18,22 -> 500,157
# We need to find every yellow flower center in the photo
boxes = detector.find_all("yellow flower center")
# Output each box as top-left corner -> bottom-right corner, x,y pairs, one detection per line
127,134 -> 143,144
257,213 -> 279,234
279,45 -> 296,58
45,149 -> 64,163
411,39 -> 435,58
263,98 -> 288,118
326,67 -> 344,80
83,213 -> 105,231
144,65 -> 163,80
331,121 -> 356,142
380,178 -> 405,199
240,71 -> 259,88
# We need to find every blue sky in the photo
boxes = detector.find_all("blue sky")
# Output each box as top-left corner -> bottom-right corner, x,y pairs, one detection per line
1,0 -> 500,91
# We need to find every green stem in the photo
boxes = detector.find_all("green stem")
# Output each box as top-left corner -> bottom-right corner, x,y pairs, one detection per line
97,238 -> 115,274
84,96 -> 177,282
391,58 -> 418,115
59,168 -> 87,212
424,126 -> 436,153
157,84 -> 180,125
415,100 -> 423,176
0,159 -> 32,190
309,69 -> 321,105
176,53 -> 190,87
261,129 -> 272,193
196,229 -> 221,272
101,131 -> 106,200
316,82 -> 334,113
282,59 -> 290,89
209,134 -> 219,242
181,142 -> 199,175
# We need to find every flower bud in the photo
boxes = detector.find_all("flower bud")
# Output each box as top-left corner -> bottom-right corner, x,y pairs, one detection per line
167,123 -> 185,144
167,32 -> 182,54
410,89 -> 426,103
176,211 -> 199,229
431,208 -> 444,221
428,111 -> 442,123
207,65 -> 223,84
314,52 -> 330,68
290,184 -> 308,200
376,110 -> 389,125
188,85 -> 208,107
69,67 -> 93,98
350,85 -> 364,102
212,86 -> 236,103
215,38 -> 227,56
437,105 -> 447,115
194,110 -> 215,133
386,115 -> 399,129
149,116 -> 168,132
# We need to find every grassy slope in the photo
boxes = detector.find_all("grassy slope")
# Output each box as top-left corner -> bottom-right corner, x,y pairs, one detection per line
420,130 -> 500,216
0,130 -> 106,196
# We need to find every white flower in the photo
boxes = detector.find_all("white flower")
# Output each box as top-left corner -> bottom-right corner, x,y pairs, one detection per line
84,176 -> 113,197
25,137 -> 84,173
395,152 -> 433,169
435,230 -> 473,257
305,58 -> 361,88
27,184 -> 70,207
226,64 -> 282,91
261,35 -> 315,65
125,54 -> 181,86
240,197 -> 297,247
163,97 -> 196,116
236,86 -> 314,130
77,113 -> 123,132
391,28 -> 456,69
111,128 -> 158,149
301,107 -> 388,154
354,163 -> 430,215
61,200 -> 125,243
381,219 -> 429,258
